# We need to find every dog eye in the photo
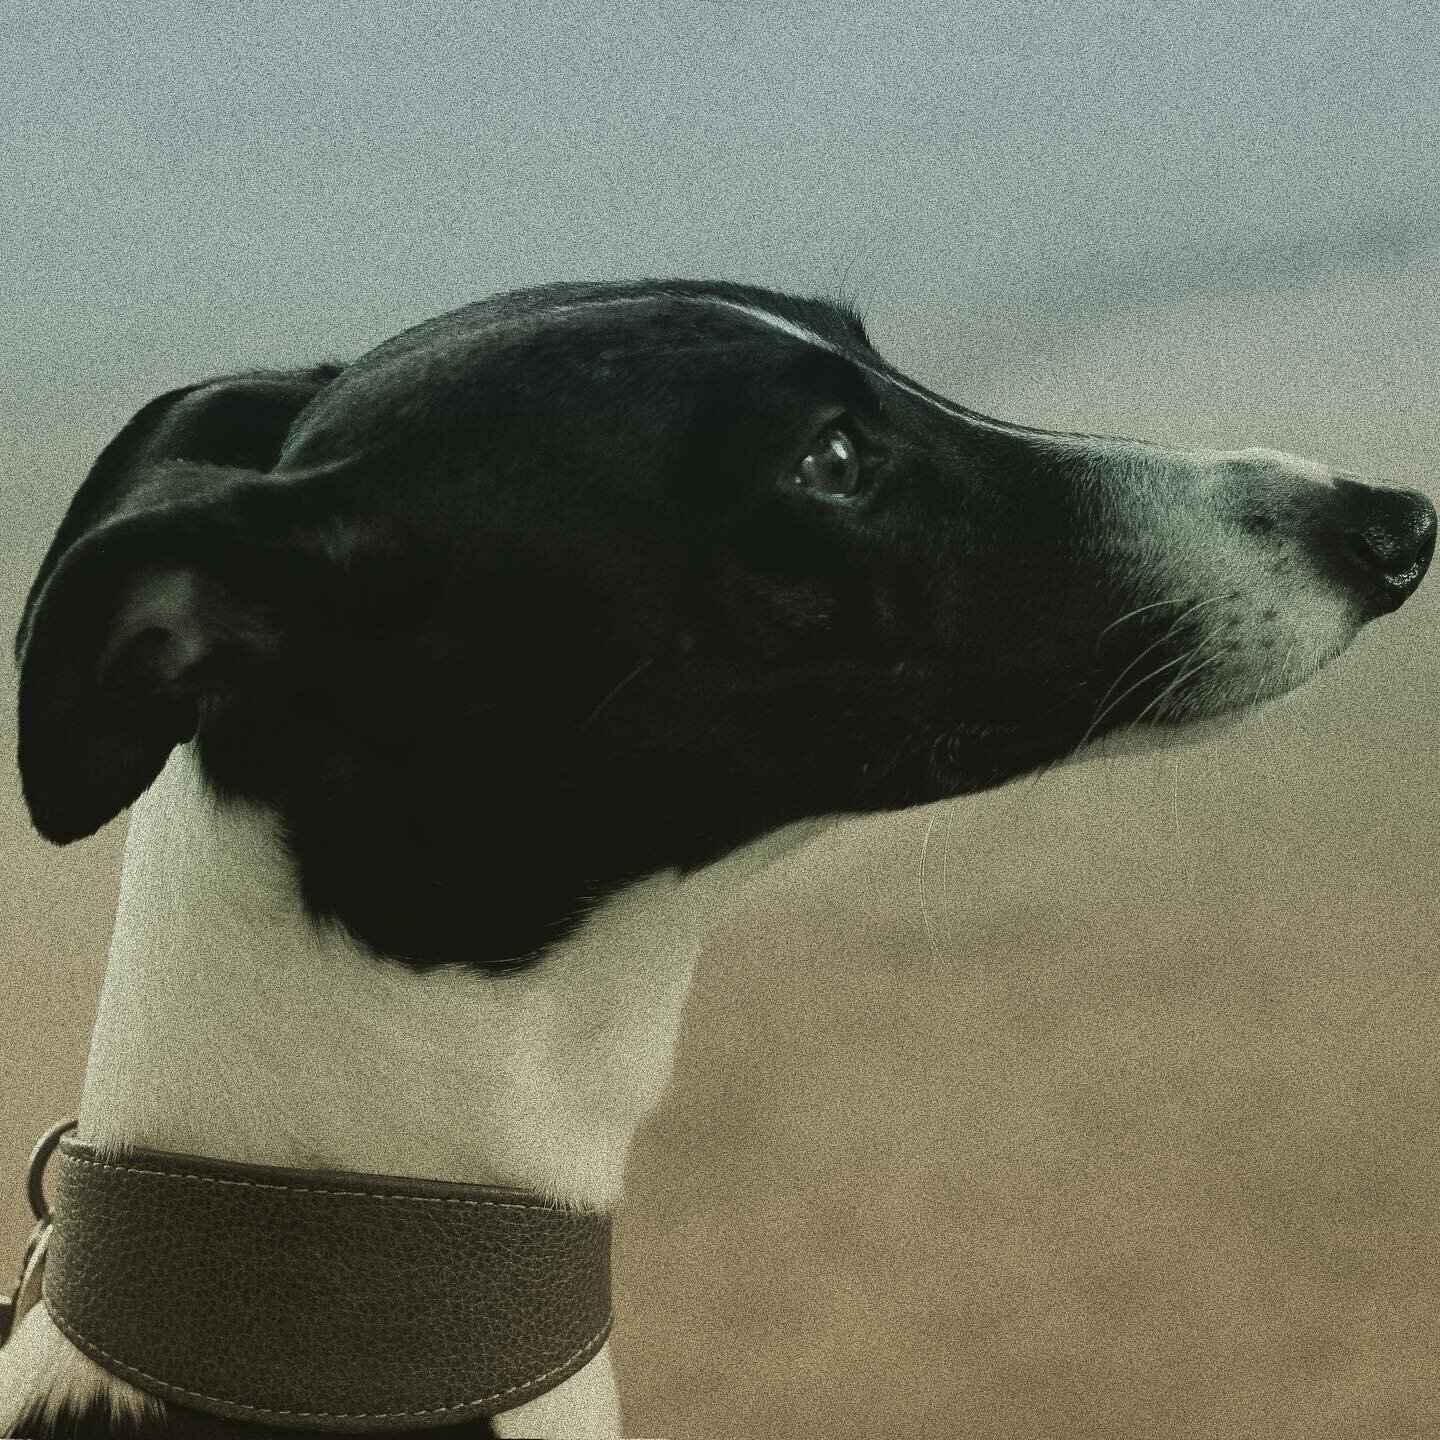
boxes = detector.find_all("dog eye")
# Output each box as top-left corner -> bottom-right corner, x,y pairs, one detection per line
793,428 -> 862,499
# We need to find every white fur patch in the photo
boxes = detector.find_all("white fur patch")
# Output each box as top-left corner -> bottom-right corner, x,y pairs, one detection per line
2,741 -> 832,1435
0,1303 -> 164,1436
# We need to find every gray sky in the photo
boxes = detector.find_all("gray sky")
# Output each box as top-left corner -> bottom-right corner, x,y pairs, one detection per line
6,0 -> 1439,424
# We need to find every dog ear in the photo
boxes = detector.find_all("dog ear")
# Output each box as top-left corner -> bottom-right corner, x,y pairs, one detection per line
17,365 -> 341,648
14,369 -> 342,845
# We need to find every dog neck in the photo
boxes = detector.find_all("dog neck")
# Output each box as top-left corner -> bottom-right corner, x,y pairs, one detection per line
42,743 -> 826,1438
77,743 -> 820,1208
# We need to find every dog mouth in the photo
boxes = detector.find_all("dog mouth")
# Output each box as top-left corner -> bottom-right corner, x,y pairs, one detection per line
1047,600 -> 1366,773
974,663 -> 1302,783
966,628 -> 1340,780
1075,584 -> 1367,735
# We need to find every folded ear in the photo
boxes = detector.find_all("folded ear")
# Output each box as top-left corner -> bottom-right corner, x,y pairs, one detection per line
14,368 -> 343,845
17,364 -> 341,656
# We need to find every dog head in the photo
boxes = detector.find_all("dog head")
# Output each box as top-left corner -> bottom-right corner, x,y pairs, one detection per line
16,280 -> 1434,969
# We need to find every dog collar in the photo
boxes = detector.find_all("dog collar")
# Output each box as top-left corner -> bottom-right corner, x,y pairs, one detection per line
3,1119 -> 613,1432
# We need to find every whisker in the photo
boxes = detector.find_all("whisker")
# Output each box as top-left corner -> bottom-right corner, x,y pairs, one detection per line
1150,645 -> 1231,722
1082,594 -> 1232,746
1107,637 -> 1225,734
940,802 -> 953,915
1074,649 -> 1194,751
581,657 -> 656,728
1246,646 -> 1286,764
1094,591 -> 1229,647
918,809 -> 942,967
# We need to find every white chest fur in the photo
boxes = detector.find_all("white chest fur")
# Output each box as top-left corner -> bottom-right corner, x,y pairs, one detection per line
1,742 -> 831,1437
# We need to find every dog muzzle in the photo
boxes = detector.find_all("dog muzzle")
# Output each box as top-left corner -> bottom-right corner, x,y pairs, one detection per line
1,1119 -> 613,1431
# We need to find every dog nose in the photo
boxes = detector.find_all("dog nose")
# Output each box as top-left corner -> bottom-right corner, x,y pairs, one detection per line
1328,478 -> 1436,613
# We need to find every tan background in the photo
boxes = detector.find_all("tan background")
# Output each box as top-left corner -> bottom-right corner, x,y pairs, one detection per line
4,251 -> 1438,1436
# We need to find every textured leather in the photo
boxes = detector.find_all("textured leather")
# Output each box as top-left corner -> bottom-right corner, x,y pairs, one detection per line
41,1137 -> 613,1432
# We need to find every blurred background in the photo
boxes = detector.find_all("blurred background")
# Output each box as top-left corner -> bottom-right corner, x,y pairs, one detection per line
4,2 -> 1438,1434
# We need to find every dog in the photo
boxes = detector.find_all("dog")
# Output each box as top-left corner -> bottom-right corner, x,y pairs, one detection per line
1,277 -> 1433,1439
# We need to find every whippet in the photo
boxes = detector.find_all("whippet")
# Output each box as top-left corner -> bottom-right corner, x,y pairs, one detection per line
2,278 -> 1433,1438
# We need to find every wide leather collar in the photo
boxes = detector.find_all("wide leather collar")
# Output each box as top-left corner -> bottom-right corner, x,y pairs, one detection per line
14,1126 -> 612,1432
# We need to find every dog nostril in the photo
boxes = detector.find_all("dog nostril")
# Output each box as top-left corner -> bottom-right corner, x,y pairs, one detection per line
1333,480 -> 1437,609
1347,518 -> 1435,577
1347,529 -> 1404,576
